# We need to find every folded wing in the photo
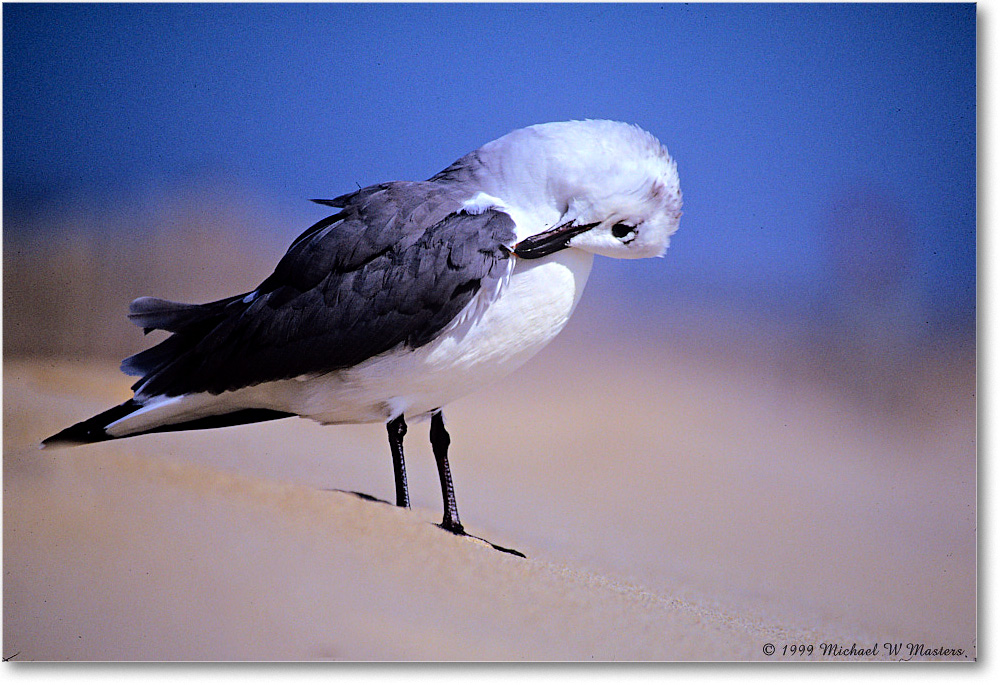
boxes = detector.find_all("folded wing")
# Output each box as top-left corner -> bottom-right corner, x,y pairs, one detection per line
124,182 -> 517,398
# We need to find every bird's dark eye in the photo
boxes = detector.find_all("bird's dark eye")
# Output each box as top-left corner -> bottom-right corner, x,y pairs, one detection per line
611,223 -> 636,240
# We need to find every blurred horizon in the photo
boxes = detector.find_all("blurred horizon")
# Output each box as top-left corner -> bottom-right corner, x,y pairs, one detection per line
3,3 -> 977,387
2,6 -> 977,660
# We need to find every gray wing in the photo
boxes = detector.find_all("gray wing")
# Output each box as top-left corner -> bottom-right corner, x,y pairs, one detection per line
124,181 -> 517,397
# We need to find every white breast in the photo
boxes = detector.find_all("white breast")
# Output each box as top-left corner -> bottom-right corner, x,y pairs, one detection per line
290,248 -> 595,423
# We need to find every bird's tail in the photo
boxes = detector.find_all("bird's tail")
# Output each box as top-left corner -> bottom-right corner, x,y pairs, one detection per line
41,398 -> 295,449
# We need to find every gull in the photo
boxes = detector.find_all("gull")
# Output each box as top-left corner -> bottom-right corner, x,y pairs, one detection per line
43,120 -> 683,546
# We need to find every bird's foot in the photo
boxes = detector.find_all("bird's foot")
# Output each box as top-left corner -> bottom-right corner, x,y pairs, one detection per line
437,521 -> 526,558
330,489 -> 525,557
439,519 -> 465,536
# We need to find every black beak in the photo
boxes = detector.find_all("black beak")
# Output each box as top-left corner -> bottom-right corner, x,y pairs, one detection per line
513,221 -> 600,260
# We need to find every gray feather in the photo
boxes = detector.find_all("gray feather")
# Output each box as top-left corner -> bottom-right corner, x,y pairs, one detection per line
127,182 -> 517,398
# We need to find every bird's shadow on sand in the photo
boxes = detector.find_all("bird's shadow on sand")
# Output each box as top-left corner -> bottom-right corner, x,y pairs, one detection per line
325,488 -> 526,558
329,488 -> 392,505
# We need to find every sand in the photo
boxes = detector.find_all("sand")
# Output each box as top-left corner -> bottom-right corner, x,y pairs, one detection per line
2,332 -> 976,661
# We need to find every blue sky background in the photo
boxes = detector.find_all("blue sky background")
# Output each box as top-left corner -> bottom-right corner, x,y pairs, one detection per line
3,2 -> 976,334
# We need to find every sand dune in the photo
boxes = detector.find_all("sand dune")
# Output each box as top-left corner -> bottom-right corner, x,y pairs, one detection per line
2,337 -> 976,660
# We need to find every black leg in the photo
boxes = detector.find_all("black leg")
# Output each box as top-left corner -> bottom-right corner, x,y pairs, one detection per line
430,410 -> 464,534
386,415 -> 409,508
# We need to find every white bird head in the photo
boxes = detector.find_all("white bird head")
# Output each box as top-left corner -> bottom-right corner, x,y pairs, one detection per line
462,120 -> 683,261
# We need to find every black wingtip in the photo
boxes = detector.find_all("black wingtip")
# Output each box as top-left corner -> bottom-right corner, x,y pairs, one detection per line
41,400 -> 297,449
309,198 -> 343,207
41,399 -> 142,449
41,423 -> 113,449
